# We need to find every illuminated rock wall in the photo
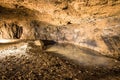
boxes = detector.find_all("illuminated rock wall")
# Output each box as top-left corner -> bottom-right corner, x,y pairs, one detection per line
0,0 -> 120,59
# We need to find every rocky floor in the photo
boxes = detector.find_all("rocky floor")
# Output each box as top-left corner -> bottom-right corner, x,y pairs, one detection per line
0,42 -> 120,80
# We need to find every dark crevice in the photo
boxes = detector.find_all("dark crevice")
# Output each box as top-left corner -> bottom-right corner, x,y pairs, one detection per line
42,40 -> 57,46
62,6 -> 68,10
67,21 -> 72,24
10,23 -> 23,39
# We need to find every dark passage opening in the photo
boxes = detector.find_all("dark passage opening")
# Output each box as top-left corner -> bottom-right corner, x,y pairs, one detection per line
42,40 -> 57,46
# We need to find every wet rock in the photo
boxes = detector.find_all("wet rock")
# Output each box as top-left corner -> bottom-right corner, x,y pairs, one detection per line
0,39 -> 44,59
0,42 -> 120,80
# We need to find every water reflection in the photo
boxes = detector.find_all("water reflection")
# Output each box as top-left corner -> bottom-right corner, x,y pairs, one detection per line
46,43 -> 119,66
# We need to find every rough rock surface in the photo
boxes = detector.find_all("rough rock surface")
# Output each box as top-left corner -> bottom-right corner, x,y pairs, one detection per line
0,41 -> 120,80
0,0 -> 120,58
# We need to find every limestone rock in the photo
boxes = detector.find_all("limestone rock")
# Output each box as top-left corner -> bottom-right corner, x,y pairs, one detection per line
0,0 -> 120,59
34,40 -> 43,46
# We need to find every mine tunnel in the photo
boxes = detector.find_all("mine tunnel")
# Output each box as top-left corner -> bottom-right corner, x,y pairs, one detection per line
0,0 -> 120,80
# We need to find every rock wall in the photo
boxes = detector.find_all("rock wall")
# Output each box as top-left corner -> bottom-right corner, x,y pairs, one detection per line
0,0 -> 120,59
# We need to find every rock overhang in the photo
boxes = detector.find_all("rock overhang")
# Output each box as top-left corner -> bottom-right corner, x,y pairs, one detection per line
0,0 -> 120,59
